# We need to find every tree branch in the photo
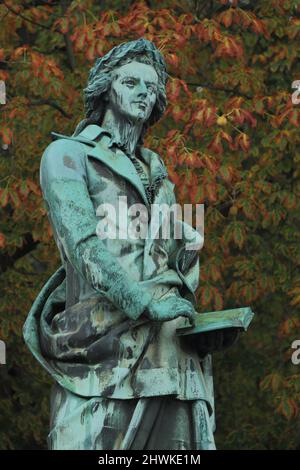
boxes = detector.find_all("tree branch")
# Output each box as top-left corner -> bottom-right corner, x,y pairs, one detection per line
61,0 -> 76,71
0,233 -> 39,276
29,98 -> 72,118
2,0 -> 54,31
186,81 -> 253,99
63,33 -> 76,71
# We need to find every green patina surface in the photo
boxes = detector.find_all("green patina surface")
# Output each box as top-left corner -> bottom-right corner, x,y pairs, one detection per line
23,124 -> 216,449
177,307 -> 255,336
23,38 -> 219,450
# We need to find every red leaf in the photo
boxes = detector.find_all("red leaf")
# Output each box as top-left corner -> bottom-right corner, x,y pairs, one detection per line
9,190 -> 20,209
0,232 -> 5,249
202,154 -> 218,173
219,9 -> 233,28
167,53 -> 179,68
86,43 -> 96,62
1,128 -> 12,145
179,79 -> 192,98
0,188 -> 9,207
172,105 -> 185,122
213,288 -> 224,310
215,37 -> 244,59
205,179 -> 218,202
74,32 -> 85,51
201,285 -> 213,306
241,109 -> 257,127
19,180 -> 29,199
167,79 -> 181,101
168,168 -> 180,185
232,108 -> 245,125
13,46 -> 28,59
26,179 -> 41,196
95,41 -> 104,56
289,109 -> 299,127
193,108 -> 206,124
232,222 -> 246,249
58,17 -> 69,34
277,397 -> 298,420
205,107 -> 217,127
251,19 -> 266,35
220,130 -> 233,144
219,165 -> 232,183
208,133 -> 223,155
236,133 -> 250,152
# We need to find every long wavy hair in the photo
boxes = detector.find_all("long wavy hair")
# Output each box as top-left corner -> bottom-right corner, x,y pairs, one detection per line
73,38 -> 168,145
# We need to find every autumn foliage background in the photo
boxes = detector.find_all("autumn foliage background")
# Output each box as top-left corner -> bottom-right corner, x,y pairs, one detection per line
0,0 -> 300,449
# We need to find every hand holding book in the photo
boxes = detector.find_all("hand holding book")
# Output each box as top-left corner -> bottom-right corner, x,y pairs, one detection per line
176,307 -> 254,357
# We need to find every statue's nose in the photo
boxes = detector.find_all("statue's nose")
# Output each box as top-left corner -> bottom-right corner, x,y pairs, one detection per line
136,80 -> 148,97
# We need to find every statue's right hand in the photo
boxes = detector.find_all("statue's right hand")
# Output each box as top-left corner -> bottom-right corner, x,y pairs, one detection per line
145,296 -> 196,324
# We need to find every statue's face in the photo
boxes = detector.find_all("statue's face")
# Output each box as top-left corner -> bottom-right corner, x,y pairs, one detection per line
107,60 -> 158,123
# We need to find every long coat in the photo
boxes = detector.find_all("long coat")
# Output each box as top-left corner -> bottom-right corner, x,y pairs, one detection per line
23,124 -> 215,448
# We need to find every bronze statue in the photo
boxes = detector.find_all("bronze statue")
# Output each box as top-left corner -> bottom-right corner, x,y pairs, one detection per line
23,38 -> 243,450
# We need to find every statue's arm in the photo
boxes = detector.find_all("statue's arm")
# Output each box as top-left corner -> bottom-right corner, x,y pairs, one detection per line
40,138 -> 153,321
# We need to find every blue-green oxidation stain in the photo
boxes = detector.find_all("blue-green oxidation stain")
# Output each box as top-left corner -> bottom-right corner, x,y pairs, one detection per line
23,38 -> 251,451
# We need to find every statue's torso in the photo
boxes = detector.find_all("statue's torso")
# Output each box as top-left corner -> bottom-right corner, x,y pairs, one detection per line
27,125 -> 213,409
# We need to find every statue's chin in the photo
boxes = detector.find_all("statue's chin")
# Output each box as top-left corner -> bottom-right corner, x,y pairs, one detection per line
124,112 -> 146,125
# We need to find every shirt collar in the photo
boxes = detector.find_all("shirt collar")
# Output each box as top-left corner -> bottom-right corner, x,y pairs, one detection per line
97,127 -> 147,165
76,123 -> 168,178
77,124 -> 148,162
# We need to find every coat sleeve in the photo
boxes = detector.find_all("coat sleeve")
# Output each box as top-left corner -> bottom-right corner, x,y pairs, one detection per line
40,138 -> 153,321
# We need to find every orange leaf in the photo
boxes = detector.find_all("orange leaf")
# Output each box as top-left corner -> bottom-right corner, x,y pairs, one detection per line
172,105 -> 185,122
205,179 -> 218,203
86,43 -> 96,62
236,133 -> 250,152
9,190 -> 20,209
219,165 -> 232,183
241,109 -> 257,127
201,285 -> 213,306
289,109 -> 299,127
205,107 -> 217,127
0,188 -> 9,207
26,179 -> 41,196
0,232 -> 5,249
168,168 -> 180,185
213,288 -> 223,310
13,46 -> 28,59
167,79 -> 181,101
167,53 -> 179,68
208,133 -> 223,155
1,128 -> 12,145
219,9 -> 233,28
61,17 -> 69,34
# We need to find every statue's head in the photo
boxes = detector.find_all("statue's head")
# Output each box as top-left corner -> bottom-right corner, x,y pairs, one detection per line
73,38 -> 168,143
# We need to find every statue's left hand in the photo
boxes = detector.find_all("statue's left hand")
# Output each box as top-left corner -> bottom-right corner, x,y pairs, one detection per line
144,296 -> 196,324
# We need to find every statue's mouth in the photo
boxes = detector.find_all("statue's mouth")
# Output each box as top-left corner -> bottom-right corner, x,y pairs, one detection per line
134,101 -> 147,110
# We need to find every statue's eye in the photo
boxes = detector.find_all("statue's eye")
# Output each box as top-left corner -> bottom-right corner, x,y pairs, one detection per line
147,85 -> 156,94
125,80 -> 135,87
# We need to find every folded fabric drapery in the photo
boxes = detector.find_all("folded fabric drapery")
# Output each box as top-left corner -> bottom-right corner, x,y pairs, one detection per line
48,384 -> 216,450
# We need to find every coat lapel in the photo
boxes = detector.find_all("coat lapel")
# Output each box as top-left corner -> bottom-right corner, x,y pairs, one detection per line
52,125 -> 151,209
86,141 -> 150,209
51,124 -> 169,218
